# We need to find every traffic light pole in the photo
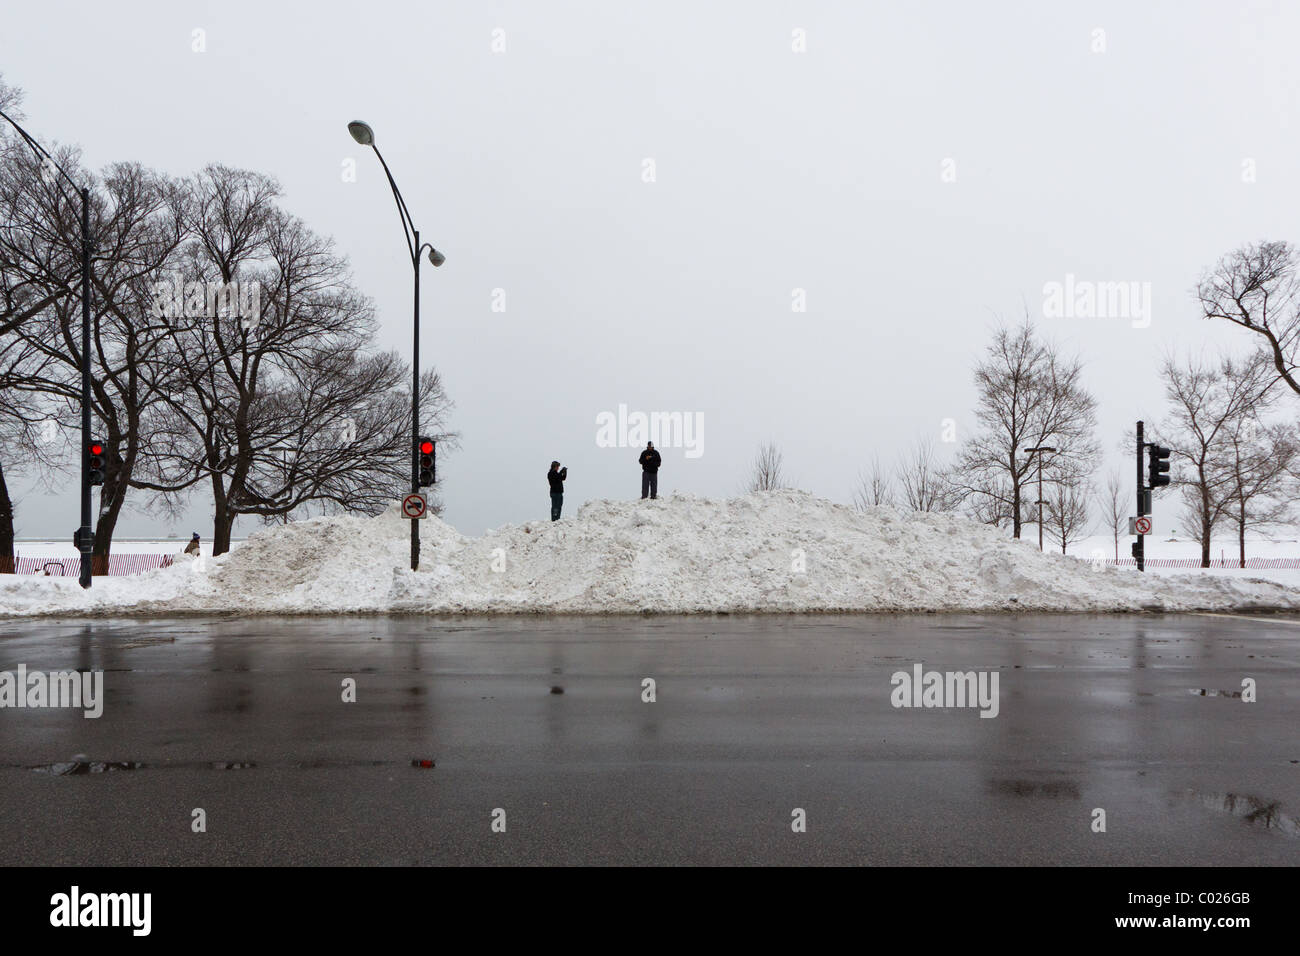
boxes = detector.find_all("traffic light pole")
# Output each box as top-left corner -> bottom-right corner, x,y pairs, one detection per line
79,187 -> 93,589
0,109 -> 97,588
345,124 -> 444,573
411,227 -> 420,573
1135,420 -> 1145,573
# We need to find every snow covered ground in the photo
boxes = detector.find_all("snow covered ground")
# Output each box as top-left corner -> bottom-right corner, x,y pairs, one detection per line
3,491 -> 1299,617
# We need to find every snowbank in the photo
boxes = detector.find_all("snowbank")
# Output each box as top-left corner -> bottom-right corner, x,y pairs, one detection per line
3,491 -> 1300,616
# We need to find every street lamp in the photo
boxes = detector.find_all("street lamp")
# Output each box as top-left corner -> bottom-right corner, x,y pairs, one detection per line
347,119 -> 445,571
346,121 -> 374,147
1024,446 -> 1056,551
0,108 -> 95,588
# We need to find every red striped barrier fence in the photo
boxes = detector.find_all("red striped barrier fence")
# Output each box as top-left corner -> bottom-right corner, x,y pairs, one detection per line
0,554 -> 176,576
1102,557 -> 1300,569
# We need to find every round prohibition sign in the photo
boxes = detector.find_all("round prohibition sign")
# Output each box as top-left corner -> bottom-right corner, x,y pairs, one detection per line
1134,516 -> 1152,535
402,493 -> 427,519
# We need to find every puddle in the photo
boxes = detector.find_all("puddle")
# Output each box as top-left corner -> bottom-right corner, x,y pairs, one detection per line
1183,791 -> 1300,837
991,778 -> 1080,799
119,637 -> 177,649
24,757 -> 414,774
33,760 -> 143,775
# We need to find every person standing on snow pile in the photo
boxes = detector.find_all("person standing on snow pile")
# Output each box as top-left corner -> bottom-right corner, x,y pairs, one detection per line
638,441 -> 661,499
184,533 -> 201,556
548,461 -> 568,521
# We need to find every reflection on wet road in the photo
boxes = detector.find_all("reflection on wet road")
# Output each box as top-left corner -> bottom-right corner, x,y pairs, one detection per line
0,614 -> 1296,865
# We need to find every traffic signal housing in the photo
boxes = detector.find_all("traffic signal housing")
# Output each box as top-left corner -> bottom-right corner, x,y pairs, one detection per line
88,441 -> 105,486
1147,444 -> 1171,489
418,437 -> 436,487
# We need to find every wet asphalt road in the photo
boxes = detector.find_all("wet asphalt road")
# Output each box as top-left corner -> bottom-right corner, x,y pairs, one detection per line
0,613 -> 1297,866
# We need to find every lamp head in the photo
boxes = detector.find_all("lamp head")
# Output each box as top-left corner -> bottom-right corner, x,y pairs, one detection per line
427,247 -> 446,267
347,121 -> 375,146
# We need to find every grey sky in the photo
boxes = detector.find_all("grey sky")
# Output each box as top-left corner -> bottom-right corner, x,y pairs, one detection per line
2,0 -> 1294,539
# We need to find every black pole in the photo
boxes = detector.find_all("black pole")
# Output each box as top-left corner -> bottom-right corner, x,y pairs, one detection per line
1135,420 -> 1145,573
0,110 -> 96,587
1037,455 -> 1044,551
79,186 -> 93,588
411,228 -> 420,572
351,127 -> 441,570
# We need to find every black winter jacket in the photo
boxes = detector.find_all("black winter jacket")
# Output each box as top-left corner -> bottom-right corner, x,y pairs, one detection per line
548,467 -> 567,494
639,449 -> 662,472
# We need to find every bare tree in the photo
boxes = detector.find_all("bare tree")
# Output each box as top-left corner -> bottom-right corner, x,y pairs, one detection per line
748,441 -> 788,492
1045,476 -> 1093,555
1220,417 -> 1296,567
852,454 -> 894,510
1156,350 -> 1277,567
1097,469 -> 1125,561
896,437 -> 957,512
136,166 -> 456,554
950,321 -> 1100,537
1198,241 -> 1300,397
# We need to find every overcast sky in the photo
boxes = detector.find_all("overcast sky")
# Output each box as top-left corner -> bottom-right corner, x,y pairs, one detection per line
2,0 -> 1295,540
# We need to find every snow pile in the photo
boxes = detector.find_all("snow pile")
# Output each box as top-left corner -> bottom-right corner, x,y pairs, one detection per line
4,490 -> 1300,616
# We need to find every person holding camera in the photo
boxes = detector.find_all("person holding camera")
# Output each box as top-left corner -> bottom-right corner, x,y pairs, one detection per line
548,461 -> 568,520
638,441 -> 661,499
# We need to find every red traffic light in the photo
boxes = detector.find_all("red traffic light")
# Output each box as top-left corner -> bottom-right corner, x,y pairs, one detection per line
88,440 -> 106,487
419,440 -> 434,454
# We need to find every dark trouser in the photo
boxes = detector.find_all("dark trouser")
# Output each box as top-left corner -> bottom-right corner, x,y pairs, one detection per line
551,493 -> 563,521
641,471 -> 657,499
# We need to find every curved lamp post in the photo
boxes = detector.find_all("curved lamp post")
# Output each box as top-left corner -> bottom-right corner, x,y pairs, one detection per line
347,120 -> 445,571
0,107 -> 95,588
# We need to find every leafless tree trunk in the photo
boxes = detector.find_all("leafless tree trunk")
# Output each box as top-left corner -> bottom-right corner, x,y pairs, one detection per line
950,320 -> 1100,537
852,454 -> 894,510
748,441 -> 787,492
